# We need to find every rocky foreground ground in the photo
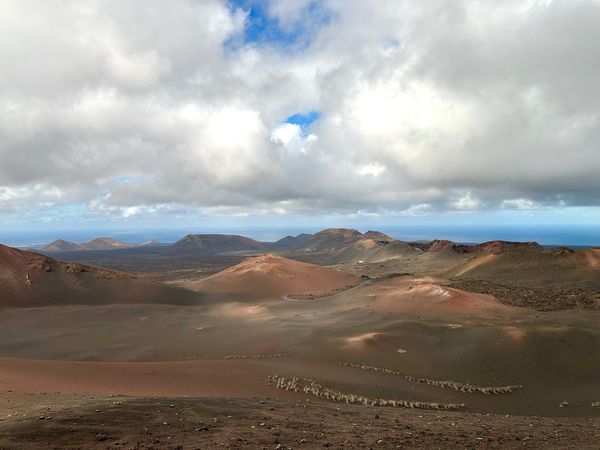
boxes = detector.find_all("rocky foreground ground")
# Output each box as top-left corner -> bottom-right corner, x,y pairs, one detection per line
1,395 -> 599,449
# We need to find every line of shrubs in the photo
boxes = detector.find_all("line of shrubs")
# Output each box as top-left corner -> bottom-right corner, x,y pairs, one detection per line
267,374 -> 464,411
339,361 -> 522,395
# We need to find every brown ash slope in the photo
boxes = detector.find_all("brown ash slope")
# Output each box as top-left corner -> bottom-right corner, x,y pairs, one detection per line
0,244 -> 201,307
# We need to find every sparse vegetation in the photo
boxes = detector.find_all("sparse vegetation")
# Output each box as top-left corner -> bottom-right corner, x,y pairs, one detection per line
446,280 -> 600,310
592,402 -> 600,408
339,362 -> 522,395
268,374 -> 464,410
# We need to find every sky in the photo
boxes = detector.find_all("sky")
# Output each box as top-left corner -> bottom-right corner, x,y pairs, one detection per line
1,0 -> 600,241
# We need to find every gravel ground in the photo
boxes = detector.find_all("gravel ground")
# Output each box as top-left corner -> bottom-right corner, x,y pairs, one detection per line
1,395 -> 599,449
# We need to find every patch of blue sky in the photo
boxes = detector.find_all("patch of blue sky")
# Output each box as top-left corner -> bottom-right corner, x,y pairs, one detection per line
284,110 -> 321,136
226,0 -> 333,51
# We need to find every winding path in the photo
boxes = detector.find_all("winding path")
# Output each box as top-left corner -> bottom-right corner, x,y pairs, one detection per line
280,279 -> 373,302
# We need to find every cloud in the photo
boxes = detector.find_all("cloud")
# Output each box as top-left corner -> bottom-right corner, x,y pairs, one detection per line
271,122 -> 302,146
1,0 -> 600,223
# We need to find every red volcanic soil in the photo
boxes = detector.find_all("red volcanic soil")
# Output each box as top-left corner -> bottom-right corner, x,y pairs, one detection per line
363,277 -> 523,317
0,244 -> 200,307
184,253 -> 359,300
0,357 -> 279,398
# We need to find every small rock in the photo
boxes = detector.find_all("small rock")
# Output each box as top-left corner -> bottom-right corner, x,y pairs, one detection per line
96,433 -> 107,442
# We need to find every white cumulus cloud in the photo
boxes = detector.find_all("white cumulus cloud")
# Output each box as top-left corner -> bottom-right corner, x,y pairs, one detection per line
1,0 -> 600,222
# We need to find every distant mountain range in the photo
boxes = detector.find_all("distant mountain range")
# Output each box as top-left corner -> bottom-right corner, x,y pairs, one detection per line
41,237 -> 159,252
160,228 -> 563,267
37,228 -> 551,263
3,228 -> 600,308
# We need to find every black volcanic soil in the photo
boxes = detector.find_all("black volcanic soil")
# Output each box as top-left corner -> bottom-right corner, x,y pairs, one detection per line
1,395 -> 599,449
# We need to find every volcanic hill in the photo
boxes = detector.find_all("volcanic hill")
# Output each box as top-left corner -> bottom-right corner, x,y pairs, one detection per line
184,253 -> 360,299
170,234 -> 266,253
293,228 -> 421,264
41,237 -> 150,253
0,244 -> 199,307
